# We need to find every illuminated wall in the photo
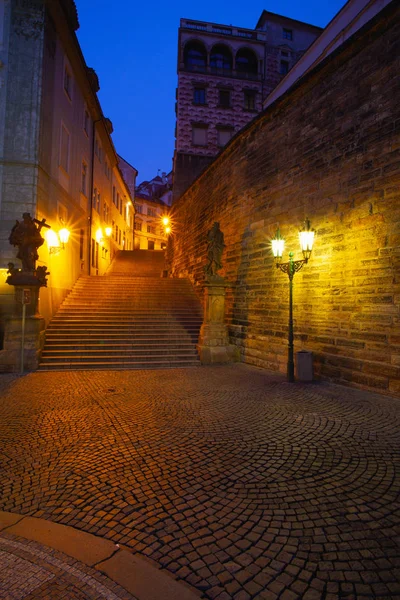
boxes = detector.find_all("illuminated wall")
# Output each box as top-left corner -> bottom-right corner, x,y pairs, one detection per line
167,2 -> 400,395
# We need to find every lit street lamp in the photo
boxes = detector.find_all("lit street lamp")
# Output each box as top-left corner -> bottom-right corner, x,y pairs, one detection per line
271,218 -> 315,382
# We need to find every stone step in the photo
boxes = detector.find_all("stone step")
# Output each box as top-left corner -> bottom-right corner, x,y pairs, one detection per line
41,347 -> 198,357
38,357 -> 200,370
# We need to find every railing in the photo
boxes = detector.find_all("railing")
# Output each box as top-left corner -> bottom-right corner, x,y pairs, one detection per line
181,20 -> 265,41
182,64 -> 261,81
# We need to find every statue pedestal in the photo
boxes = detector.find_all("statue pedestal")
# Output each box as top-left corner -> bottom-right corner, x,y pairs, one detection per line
0,282 -> 45,372
197,277 -> 239,364
0,316 -> 45,372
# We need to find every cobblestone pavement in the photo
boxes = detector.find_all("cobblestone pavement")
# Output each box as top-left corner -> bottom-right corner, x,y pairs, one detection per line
0,365 -> 400,599
0,532 -> 137,600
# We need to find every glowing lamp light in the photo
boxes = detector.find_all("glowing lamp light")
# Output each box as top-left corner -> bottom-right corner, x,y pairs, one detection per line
165,226 -> 171,235
59,228 -> 70,246
271,228 -> 285,259
105,226 -> 112,237
95,228 -> 103,243
46,229 -> 60,254
162,216 -> 170,226
299,218 -> 315,262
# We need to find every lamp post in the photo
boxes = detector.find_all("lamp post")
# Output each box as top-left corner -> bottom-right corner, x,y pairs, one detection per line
271,218 -> 315,382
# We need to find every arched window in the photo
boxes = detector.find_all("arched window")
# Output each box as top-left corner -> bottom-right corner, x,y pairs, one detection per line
235,48 -> 258,77
210,44 -> 232,73
184,41 -> 207,72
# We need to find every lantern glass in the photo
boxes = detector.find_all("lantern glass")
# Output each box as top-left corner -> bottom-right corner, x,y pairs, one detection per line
299,218 -> 314,260
105,226 -> 112,237
271,228 -> 285,259
59,228 -> 70,245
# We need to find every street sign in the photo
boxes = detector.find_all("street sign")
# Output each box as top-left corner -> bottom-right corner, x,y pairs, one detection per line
23,289 -> 31,305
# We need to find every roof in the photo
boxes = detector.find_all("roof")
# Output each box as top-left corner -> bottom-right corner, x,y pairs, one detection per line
255,9 -> 323,32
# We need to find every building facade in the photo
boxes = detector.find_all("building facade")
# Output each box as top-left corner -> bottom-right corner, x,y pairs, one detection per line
173,12 -> 322,199
0,0 -> 134,333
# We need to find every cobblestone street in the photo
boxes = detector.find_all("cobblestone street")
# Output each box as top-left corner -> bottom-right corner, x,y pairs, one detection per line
0,365 -> 399,599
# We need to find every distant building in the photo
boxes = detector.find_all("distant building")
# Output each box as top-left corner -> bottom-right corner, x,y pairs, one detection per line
173,11 -> 322,200
134,172 -> 172,250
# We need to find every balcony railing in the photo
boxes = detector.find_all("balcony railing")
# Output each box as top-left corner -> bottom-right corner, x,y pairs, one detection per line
181,64 -> 261,81
181,20 -> 266,42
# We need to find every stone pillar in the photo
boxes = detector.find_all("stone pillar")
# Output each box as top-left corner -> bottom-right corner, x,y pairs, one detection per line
0,284 -> 45,372
197,277 -> 239,364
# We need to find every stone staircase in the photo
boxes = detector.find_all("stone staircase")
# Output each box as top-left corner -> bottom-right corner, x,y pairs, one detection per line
38,251 -> 203,370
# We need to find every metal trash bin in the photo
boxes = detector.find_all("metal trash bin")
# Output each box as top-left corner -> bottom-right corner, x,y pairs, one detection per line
296,351 -> 313,382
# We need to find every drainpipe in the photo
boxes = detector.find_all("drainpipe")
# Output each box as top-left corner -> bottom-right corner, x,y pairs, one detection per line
89,118 -> 101,275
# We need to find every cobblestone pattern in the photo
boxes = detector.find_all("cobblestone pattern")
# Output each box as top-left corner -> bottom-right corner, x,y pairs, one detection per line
0,366 -> 400,599
0,533 -> 137,600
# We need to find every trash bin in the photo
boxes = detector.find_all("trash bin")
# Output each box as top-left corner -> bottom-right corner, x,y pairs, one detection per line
296,350 -> 313,382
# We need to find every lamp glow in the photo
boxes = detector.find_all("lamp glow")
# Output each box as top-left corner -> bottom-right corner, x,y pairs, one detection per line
271,228 -> 285,259
162,216 -> 170,226
95,228 -> 103,243
299,218 -> 315,261
45,229 -> 60,254
105,226 -> 112,237
59,228 -> 70,245
165,226 -> 171,235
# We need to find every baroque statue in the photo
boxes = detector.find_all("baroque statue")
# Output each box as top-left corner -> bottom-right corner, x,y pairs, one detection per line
9,213 -> 49,272
205,222 -> 225,280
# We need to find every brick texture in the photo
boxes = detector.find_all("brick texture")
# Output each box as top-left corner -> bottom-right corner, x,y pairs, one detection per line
167,4 -> 400,395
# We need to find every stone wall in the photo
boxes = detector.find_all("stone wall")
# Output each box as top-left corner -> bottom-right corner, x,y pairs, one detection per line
167,3 -> 400,395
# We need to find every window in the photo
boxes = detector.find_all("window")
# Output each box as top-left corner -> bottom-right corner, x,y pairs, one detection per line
243,90 -> 256,110
91,238 -> 95,267
123,231 -> 126,248
147,207 -> 156,218
135,204 -> 143,214
218,90 -> 231,107
184,41 -> 207,72
112,186 -> 116,205
281,50 -> 289,57
81,162 -> 87,195
120,197 -> 123,215
280,60 -> 289,75
104,160 -> 110,179
210,44 -> 232,72
79,229 -> 84,261
192,125 -> 207,146
59,124 -> 70,172
283,28 -> 293,40
97,191 -> 101,213
148,240 -> 155,250
134,222 -> 142,231
118,230 -> 121,245
64,65 -> 72,99
217,127 -> 233,147
193,87 -> 206,105
115,224 -> 119,241
95,138 -> 102,162
236,48 -> 258,76
84,109 -> 90,135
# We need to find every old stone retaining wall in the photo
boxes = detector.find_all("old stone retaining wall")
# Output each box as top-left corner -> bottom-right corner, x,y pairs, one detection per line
167,4 -> 400,395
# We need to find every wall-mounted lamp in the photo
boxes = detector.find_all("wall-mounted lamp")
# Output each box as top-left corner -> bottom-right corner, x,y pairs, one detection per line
46,228 -> 70,254
161,215 -> 172,236
105,226 -> 112,238
271,218 -> 315,382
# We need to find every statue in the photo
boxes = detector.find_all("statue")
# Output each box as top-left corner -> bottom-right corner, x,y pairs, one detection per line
6,213 -> 50,288
35,265 -> 50,287
205,222 -> 225,279
9,213 -> 49,272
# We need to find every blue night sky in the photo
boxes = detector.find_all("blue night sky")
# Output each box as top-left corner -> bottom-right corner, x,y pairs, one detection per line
75,0 -> 346,184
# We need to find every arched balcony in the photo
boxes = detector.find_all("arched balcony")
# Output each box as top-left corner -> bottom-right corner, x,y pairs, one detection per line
210,44 -> 232,75
183,41 -> 207,72
235,48 -> 258,79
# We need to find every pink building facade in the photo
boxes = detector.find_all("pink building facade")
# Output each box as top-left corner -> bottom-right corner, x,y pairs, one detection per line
173,12 -> 322,200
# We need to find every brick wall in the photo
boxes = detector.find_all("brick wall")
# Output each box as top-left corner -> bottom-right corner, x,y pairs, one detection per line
167,3 -> 400,396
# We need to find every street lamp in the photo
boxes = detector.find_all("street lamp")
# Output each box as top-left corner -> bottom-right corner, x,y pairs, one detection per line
271,218 -> 315,382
